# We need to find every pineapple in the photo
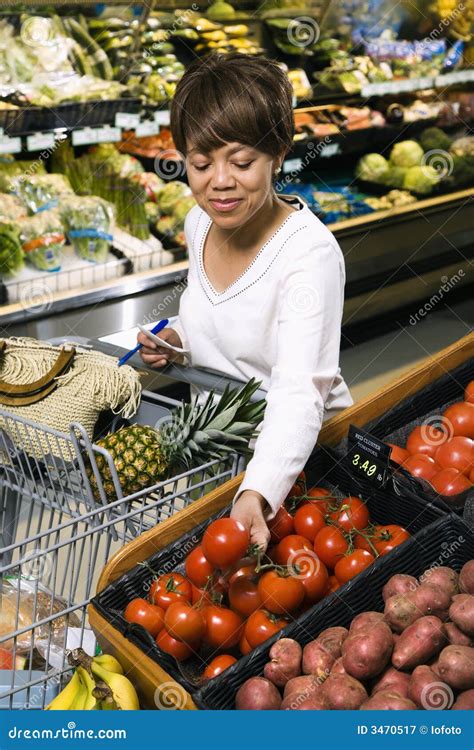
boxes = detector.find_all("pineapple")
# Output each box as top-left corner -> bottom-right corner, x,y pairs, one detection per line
88,378 -> 266,499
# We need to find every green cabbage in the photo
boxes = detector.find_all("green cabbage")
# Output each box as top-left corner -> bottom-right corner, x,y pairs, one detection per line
383,166 -> 408,189
403,165 -> 440,195
355,153 -> 390,183
390,140 -> 424,168
157,181 -> 191,213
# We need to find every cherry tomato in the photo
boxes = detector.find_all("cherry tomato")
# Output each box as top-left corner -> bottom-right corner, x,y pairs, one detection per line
402,454 -> 440,481
298,559 -> 329,604
156,628 -> 194,661
329,496 -> 370,533
185,546 -> 215,588
435,437 -> 473,476
327,575 -> 340,593
387,443 -> 410,465
313,526 -> 349,570
465,381 -> 474,404
227,563 -> 257,587
288,470 -> 306,498
406,425 -> 448,459
228,577 -> 262,617
373,525 -> 410,556
444,402 -> 474,439
202,605 -> 243,650
239,633 -> 252,655
202,518 -> 250,569
244,609 -> 288,648
164,602 -> 206,645
293,504 -> 326,542
124,598 -> 164,637
335,550 -> 375,584
267,506 -> 294,544
203,655 -> 237,680
191,583 -> 224,607
429,468 -> 472,496
257,571 -> 305,615
149,573 -> 192,610
274,534 -> 313,566
301,487 -> 334,514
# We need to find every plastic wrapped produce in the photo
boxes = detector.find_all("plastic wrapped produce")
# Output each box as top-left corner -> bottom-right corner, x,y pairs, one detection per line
19,210 -> 65,271
62,196 -> 114,263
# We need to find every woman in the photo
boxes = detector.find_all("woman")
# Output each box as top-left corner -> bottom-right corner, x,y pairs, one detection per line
138,53 -> 353,550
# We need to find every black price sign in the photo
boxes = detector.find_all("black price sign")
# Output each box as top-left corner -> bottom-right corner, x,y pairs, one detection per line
346,425 -> 391,487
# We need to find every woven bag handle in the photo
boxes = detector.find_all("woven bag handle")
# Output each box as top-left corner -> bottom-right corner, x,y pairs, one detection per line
0,342 -> 76,406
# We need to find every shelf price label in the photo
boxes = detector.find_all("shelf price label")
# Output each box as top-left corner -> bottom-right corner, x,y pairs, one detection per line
72,126 -> 122,146
283,157 -> 302,174
345,425 -> 391,488
0,133 -> 21,155
319,142 -> 341,158
26,132 -> 55,152
136,120 -> 159,138
154,110 -> 170,126
115,112 -> 140,129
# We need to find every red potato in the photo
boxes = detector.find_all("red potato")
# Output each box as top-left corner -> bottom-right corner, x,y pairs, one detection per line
283,674 -> 322,699
392,616 -> 446,670
382,574 -> 418,602
302,641 -> 335,680
330,657 -> 347,676
263,638 -> 302,688
360,691 -> 418,710
407,665 -> 454,709
452,689 -> 474,709
281,691 -> 328,710
321,673 -> 368,710
437,645 -> 474,690
459,560 -> 474,594
414,583 -> 451,621
449,594 -> 474,636
384,592 -> 420,632
317,626 -> 349,654
419,566 -> 459,598
349,611 -> 385,634
342,622 -> 393,680
445,621 -> 474,647
235,677 -> 282,710
371,666 -> 410,698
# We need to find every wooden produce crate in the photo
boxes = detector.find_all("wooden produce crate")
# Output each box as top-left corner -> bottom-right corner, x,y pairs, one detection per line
88,333 -> 473,709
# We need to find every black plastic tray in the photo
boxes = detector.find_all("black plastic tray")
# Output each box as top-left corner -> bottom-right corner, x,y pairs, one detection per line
335,359 -> 474,520
194,513 -> 473,709
91,446 -> 444,701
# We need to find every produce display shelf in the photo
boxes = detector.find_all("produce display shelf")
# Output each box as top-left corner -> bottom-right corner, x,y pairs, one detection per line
88,333 -> 473,710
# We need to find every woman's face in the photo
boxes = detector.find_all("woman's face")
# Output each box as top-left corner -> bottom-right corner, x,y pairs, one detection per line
186,141 -> 280,228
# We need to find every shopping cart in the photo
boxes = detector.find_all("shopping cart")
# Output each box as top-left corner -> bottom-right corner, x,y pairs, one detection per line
0,333 -> 263,709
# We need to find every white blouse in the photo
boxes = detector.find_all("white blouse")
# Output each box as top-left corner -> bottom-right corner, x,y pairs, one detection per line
170,194 -> 353,517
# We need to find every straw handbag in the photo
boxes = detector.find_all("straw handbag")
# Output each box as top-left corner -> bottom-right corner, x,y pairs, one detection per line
0,337 -> 141,459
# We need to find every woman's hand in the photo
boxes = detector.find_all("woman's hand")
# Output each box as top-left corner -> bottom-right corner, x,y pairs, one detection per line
138,327 -> 185,368
231,490 -> 271,552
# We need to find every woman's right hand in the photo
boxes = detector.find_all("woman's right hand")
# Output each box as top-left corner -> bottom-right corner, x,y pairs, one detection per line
138,327 -> 185,368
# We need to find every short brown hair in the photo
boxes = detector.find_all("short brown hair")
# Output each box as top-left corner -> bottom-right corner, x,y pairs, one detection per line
170,53 -> 294,158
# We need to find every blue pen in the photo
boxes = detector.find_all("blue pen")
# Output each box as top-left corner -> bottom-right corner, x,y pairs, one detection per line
117,319 -> 169,367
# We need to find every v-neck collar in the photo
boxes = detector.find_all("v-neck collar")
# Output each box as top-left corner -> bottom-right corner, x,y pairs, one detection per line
198,196 -> 306,298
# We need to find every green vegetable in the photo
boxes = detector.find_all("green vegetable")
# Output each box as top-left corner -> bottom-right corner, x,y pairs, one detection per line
390,140 -> 424,168
19,210 -> 65,271
157,181 -> 192,213
355,153 -> 390,184
62,196 -> 114,263
420,127 -> 452,153
403,165 -> 440,195
0,222 -> 24,277
443,154 -> 474,190
383,166 -> 408,189
172,195 -> 196,223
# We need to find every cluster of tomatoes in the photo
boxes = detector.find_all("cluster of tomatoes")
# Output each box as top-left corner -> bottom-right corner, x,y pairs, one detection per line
123,472 -> 411,681
388,380 -> 474,497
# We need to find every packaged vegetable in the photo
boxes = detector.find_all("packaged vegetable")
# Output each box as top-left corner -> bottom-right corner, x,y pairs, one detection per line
19,210 -> 65,271
12,174 -> 72,215
0,194 -> 27,221
62,196 -> 114,263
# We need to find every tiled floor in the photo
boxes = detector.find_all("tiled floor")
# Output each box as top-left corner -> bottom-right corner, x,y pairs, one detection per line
340,298 -> 473,403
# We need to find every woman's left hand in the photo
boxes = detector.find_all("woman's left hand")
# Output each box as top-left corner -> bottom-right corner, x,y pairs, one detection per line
231,490 -> 271,552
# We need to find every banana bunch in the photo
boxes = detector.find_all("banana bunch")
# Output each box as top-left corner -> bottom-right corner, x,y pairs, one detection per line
47,651 -> 139,710
436,0 -> 473,39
